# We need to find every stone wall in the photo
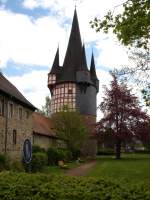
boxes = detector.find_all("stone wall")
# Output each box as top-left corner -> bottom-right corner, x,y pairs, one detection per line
33,133 -> 66,150
33,133 -> 54,149
81,115 -> 97,157
0,94 -> 33,161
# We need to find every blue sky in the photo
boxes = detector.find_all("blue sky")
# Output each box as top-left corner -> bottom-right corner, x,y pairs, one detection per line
0,0 -> 134,119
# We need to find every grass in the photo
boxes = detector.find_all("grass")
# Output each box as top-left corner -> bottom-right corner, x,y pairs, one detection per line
41,161 -> 81,175
87,153 -> 150,182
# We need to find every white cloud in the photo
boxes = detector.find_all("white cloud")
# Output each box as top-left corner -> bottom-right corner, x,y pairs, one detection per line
0,9 -> 67,68
96,36 -> 129,69
1,0 -> 140,119
7,70 -> 50,109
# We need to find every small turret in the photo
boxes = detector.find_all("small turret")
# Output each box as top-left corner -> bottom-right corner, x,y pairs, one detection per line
90,52 -> 99,92
48,47 -> 59,88
76,44 -> 91,84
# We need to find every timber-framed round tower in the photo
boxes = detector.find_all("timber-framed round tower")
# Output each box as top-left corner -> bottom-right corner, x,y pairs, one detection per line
48,9 -> 99,156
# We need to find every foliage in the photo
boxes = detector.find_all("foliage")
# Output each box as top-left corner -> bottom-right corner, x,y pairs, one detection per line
25,152 -> 48,172
47,148 -> 72,165
51,109 -> 87,154
142,86 -> 150,106
90,0 -> 150,49
32,145 -> 46,153
90,0 -> 150,103
0,153 -> 7,171
1,171 -> 150,199
96,73 -> 150,159
37,96 -> 51,117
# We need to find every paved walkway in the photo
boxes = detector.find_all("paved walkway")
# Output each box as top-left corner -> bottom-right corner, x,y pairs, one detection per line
67,160 -> 96,176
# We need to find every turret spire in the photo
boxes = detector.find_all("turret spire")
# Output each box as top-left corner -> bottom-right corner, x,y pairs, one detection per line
80,44 -> 88,71
50,47 -> 59,74
61,8 -> 82,81
90,52 -> 98,81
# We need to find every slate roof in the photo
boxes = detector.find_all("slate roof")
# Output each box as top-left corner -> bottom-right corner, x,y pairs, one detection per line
0,73 -> 36,110
33,112 -> 56,138
60,8 -> 82,81
90,53 -> 98,81
49,47 -> 60,74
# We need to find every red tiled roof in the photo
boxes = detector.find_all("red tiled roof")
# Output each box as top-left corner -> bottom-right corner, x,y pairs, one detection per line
33,112 -> 56,138
0,73 -> 36,110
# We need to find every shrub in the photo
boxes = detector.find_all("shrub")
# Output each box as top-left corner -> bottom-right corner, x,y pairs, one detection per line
0,153 -> 7,171
47,148 -> 59,165
0,173 -> 150,199
71,149 -> 81,160
32,145 -> 45,153
9,160 -> 24,172
24,152 -> 47,172
47,148 -> 72,165
97,149 -> 115,156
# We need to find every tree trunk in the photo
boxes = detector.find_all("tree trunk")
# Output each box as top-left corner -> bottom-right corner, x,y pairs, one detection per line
115,140 -> 121,159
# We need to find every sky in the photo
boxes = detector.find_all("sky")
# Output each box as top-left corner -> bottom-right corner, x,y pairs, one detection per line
0,0 -> 144,120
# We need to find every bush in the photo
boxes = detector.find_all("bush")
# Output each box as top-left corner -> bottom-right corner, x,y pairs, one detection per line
9,161 -> 24,172
71,149 -> 81,160
32,145 -> 45,153
97,149 -> 115,156
24,152 -> 47,172
0,173 -> 150,199
47,148 -> 72,165
0,153 -> 7,171
47,148 -> 59,165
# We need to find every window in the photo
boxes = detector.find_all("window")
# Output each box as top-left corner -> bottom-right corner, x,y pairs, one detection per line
18,107 -> 23,120
0,98 -> 4,116
48,74 -> 56,84
13,129 -> 17,145
8,103 -> 13,118
25,110 -> 29,119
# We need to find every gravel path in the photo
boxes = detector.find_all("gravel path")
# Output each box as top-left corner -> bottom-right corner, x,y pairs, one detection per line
67,160 -> 96,176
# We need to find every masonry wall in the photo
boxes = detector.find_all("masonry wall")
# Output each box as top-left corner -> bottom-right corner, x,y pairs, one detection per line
0,94 -> 33,161
33,133 -> 66,150
33,134 -> 54,149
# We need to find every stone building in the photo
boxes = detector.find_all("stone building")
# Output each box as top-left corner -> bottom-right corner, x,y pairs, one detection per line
0,72 -> 36,160
48,9 -> 99,156
33,112 -> 62,149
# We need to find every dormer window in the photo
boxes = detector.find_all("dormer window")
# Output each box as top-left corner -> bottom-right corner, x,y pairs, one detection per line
48,74 -> 56,85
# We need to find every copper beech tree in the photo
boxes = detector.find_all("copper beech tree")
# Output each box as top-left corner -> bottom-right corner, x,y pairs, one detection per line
96,74 -> 150,159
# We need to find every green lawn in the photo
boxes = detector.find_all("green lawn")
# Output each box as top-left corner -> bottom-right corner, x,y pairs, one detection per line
41,161 -> 80,175
87,153 -> 150,182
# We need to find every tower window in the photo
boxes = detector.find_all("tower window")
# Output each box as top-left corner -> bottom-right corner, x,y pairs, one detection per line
48,74 -> 56,84
68,89 -> 73,94
13,129 -> 17,145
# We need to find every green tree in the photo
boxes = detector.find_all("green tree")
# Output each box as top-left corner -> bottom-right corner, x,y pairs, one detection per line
51,108 -> 87,154
90,0 -> 150,49
37,96 -> 51,117
90,0 -> 150,105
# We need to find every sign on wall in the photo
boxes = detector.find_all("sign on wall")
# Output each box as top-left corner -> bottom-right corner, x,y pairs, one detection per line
23,139 -> 32,164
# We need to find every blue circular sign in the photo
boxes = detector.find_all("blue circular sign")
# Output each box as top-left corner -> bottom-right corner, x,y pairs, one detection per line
23,139 -> 32,164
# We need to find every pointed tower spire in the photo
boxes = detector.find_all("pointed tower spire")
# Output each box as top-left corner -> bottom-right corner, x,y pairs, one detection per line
90,52 -> 98,80
50,47 -> 59,74
80,44 -> 88,71
61,8 -> 82,81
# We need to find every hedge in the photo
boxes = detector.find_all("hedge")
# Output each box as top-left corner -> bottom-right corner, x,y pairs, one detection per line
0,172 -> 150,199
